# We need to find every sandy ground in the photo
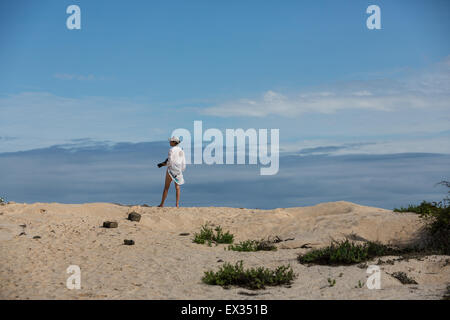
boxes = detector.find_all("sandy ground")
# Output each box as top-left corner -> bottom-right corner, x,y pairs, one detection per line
0,201 -> 448,300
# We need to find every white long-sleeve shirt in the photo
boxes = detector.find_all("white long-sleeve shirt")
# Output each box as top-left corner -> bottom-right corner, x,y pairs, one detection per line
167,146 -> 186,185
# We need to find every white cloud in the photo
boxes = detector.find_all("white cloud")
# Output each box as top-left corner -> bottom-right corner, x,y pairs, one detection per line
279,134 -> 450,156
0,92 -> 163,152
202,90 -> 448,117
53,73 -> 107,81
202,56 -> 450,118
2,57 -> 450,156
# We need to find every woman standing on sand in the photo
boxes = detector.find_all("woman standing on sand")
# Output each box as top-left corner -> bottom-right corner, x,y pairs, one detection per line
157,136 -> 186,208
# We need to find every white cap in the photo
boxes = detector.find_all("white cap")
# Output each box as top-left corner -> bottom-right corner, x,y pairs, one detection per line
169,136 -> 181,143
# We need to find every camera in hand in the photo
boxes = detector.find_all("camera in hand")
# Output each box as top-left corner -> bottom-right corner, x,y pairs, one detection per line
157,158 -> 168,168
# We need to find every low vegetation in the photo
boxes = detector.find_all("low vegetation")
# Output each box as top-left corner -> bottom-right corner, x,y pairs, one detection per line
298,181 -> 450,266
393,180 -> 450,255
298,239 -> 404,265
327,278 -> 336,287
193,224 -> 234,246
443,285 -> 450,300
0,196 -> 5,205
390,271 -> 418,285
394,201 -> 444,215
228,239 -> 277,252
299,181 -> 450,266
202,260 -> 295,290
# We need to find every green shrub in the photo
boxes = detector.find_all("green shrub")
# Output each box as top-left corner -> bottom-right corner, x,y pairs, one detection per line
202,260 -> 295,290
393,200 -> 443,215
193,224 -> 234,245
0,196 -> 5,205
298,239 -> 402,265
228,239 -> 277,252
422,206 -> 450,254
393,180 -> 450,255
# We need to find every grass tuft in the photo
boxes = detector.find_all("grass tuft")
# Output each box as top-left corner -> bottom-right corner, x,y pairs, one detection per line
327,278 -> 336,287
298,239 -> 403,265
193,224 -> 234,245
202,260 -> 295,290
228,239 -> 277,252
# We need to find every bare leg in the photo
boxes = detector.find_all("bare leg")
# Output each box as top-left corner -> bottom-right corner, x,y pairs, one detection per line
158,170 -> 172,207
175,183 -> 181,208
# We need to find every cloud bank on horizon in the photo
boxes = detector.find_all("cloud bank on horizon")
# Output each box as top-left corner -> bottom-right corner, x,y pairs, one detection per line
1,141 -> 448,209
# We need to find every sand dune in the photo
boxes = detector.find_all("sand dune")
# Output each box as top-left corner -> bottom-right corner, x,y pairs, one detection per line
0,201 -> 448,299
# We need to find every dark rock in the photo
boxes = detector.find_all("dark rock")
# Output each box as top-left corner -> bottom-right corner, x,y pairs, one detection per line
103,221 -> 118,228
33,236 -> 41,239
124,239 -> 135,245
238,291 -> 259,296
217,259 -> 224,262
179,232 -> 190,236
19,232 -> 26,236
128,212 -> 141,222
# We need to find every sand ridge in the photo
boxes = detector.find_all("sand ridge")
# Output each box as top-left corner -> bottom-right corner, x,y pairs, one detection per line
0,201 -> 448,299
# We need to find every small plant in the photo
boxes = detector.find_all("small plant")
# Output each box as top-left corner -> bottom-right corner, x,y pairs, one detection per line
202,260 -> 295,290
228,239 -> 277,252
0,196 -> 5,205
298,239 -> 403,266
443,285 -> 450,300
327,278 -> 336,287
193,224 -> 234,245
355,280 -> 364,288
390,272 -> 418,285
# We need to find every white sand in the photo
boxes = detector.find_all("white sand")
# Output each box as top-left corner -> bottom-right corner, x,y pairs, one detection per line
0,201 -> 448,299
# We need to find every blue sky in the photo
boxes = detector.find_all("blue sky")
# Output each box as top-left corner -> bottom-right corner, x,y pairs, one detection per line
1,0 -> 449,153
0,1 -> 449,207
